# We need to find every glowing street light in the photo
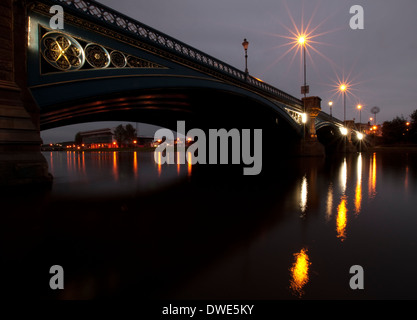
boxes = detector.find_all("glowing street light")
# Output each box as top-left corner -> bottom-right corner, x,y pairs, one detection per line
329,101 -> 333,118
339,84 -> 347,122
301,113 -> 308,124
357,104 -> 363,152
339,84 -> 348,152
298,34 -> 309,142
340,127 -> 348,136
298,35 -> 308,99
357,104 -> 362,132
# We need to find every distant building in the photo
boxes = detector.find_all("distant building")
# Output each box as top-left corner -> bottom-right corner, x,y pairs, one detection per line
79,128 -> 115,148
138,137 -> 155,147
354,122 -> 381,136
78,128 -> 156,148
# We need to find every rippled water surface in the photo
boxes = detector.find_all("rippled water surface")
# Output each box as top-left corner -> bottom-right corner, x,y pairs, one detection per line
2,150 -> 417,300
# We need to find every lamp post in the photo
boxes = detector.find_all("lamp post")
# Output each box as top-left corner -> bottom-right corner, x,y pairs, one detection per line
298,36 -> 308,99
329,101 -> 333,118
339,84 -> 347,152
298,36 -> 308,143
357,104 -> 362,152
340,84 -> 347,123
242,38 -> 249,78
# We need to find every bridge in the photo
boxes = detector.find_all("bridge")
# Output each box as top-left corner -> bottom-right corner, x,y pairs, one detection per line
0,0 -> 361,187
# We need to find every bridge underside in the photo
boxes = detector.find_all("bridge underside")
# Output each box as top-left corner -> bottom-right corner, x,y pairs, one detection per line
40,87 -> 295,131
40,86 -> 303,168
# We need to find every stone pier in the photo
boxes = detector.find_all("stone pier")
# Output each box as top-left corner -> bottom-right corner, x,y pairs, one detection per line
0,0 -> 52,188
298,96 -> 325,157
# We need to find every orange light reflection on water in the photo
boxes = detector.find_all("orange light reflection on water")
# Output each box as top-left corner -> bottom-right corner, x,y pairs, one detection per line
157,152 -> 162,177
289,248 -> 311,298
177,152 -> 181,175
326,183 -> 333,221
187,152 -> 192,177
113,151 -> 118,181
133,151 -> 138,178
355,154 -> 362,214
336,196 -> 347,241
368,152 -> 377,198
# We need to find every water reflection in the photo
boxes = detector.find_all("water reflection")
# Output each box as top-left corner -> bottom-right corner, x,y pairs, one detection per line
289,248 -> 311,297
300,175 -> 308,214
40,150 -> 417,299
81,152 -> 86,176
340,157 -> 347,194
133,151 -> 138,178
45,151 -> 191,196
336,196 -> 347,241
157,152 -> 162,177
369,152 -> 377,199
329,153 -> 369,240
355,154 -> 362,214
113,151 -> 118,181
405,165 -> 409,192
187,152 -> 192,177
326,183 -> 333,221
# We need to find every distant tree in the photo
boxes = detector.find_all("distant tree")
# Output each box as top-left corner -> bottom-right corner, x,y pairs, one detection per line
75,132 -> 82,145
124,124 -> 137,146
113,125 -> 126,147
382,116 -> 408,144
409,109 -> 417,143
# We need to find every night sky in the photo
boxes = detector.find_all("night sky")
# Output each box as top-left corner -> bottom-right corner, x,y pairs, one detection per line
41,0 -> 417,143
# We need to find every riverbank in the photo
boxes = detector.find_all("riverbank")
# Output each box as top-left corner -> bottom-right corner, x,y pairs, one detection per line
42,147 -> 157,152
370,144 -> 417,153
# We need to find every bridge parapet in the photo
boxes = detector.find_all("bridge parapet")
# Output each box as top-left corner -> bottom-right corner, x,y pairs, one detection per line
44,0 -> 302,107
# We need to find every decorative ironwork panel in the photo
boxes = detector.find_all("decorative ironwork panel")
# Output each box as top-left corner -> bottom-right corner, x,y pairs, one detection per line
85,43 -> 110,68
110,51 -> 127,68
41,31 -> 85,71
39,29 -> 167,73
284,107 -> 304,125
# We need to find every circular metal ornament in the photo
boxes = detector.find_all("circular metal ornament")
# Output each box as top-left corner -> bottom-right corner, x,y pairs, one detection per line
85,43 -> 111,68
41,31 -> 85,71
110,51 -> 127,68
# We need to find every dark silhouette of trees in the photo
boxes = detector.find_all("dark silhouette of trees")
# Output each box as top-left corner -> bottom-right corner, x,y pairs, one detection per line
410,110 -> 417,143
113,124 -> 137,147
124,124 -> 137,146
382,112 -> 416,144
75,132 -> 82,145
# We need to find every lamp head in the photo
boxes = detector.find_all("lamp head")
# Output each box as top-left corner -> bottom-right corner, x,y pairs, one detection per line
242,38 -> 249,50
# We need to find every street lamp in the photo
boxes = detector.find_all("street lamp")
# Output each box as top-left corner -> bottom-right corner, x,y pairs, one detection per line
339,84 -> 347,123
298,35 -> 308,143
357,104 -> 362,152
242,38 -> 249,77
298,35 -> 308,99
357,104 -> 362,132
339,84 -> 347,152
329,101 -> 333,118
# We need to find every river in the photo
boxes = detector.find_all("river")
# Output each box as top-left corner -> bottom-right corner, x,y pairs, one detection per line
1,150 -> 417,300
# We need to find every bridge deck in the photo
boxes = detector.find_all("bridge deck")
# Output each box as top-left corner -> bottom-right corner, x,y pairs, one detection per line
48,0 -> 302,108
